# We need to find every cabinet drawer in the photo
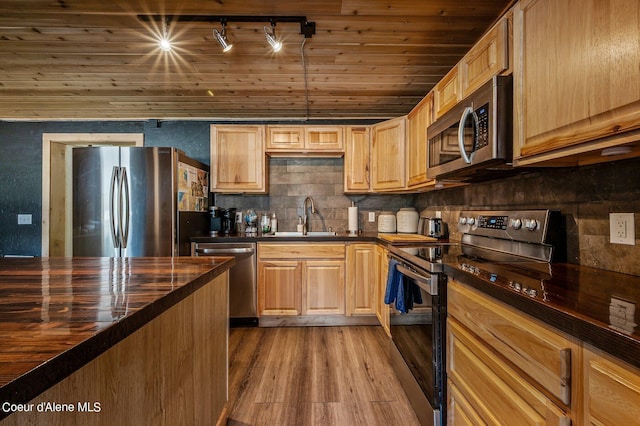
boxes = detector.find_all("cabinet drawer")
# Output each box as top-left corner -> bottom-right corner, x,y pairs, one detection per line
448,318 -> 570,425
448,279 -> 573,405
258,243 -> 345,260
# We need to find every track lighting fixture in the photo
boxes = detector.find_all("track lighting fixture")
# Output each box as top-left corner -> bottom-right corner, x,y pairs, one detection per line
264,22 -> 282,52
140,15 -> 316,54
213,20 -> 233,52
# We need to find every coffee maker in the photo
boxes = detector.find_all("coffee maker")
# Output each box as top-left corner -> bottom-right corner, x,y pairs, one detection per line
221,208 -> 237,235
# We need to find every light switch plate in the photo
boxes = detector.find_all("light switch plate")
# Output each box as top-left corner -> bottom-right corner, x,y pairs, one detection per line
610,213 -> 635,245
368,212 -> 376,222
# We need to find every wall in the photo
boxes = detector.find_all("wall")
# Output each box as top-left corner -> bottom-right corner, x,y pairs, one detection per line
416,157 -> 640,276
215,157 -> 416,234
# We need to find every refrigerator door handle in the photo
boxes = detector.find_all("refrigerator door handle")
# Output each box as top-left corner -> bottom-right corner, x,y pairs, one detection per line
109,166 -> 120,248
119,166 -> 130,249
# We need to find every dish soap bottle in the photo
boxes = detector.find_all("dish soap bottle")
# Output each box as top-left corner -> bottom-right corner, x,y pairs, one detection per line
271,213 -> 278,233
296,216 -> 304,233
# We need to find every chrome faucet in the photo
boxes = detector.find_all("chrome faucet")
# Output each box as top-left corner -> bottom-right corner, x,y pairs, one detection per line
302,196 -> 316,235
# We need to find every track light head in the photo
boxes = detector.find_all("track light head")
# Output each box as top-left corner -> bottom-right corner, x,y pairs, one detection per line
213,21 -> 232,52
264,24 -> 282,52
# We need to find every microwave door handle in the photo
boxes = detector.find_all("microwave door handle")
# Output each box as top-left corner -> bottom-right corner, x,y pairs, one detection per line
458,106 -> 478,164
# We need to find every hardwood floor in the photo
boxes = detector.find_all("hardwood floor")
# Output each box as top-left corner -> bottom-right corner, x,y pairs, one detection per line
223,326 -> 421,426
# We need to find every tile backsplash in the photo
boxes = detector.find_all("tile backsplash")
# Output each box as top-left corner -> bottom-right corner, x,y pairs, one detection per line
213,157 -> 416,235
416,157 -> 640,276
215,156 -> 639,276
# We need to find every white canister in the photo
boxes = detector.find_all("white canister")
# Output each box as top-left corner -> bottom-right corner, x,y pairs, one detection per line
378,211 -> 396,233
396,208 -> 419,233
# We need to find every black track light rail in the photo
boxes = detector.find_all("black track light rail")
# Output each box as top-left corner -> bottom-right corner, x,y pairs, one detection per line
138,14 -> 316,38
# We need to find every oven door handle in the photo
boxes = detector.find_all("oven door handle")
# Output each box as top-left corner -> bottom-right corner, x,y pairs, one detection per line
395,264 -> 438,296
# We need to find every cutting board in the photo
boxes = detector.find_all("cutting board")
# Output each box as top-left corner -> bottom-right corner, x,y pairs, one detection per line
378,233 -> 439,243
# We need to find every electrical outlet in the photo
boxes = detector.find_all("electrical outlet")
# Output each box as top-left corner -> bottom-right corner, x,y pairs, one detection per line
435,211 -> 442,219
368,211 -> 376,222
17,214 -> 32,225
610,213 -> 635,245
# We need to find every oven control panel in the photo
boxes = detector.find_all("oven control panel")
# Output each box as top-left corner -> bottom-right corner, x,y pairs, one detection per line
458,210 -> 560,245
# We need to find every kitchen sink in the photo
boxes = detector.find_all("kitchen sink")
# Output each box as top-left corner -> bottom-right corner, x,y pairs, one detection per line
272,231 -> 337,237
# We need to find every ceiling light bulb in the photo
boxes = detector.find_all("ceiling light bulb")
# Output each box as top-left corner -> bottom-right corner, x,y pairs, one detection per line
264,26 -> 282,52
158,36 -> 172,52
213,27 -> 232,53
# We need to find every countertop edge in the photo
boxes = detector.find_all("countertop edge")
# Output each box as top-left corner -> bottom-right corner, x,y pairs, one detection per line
0,257 -> 235,410
445,265 -> 640,370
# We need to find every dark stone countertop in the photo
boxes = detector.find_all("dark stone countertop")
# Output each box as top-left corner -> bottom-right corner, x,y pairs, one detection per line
191,232 -> 380,244
0,256 -> 235,413
445,259 -> 640,369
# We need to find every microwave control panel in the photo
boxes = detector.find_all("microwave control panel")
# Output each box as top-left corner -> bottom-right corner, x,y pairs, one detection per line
475,103 -> 489,149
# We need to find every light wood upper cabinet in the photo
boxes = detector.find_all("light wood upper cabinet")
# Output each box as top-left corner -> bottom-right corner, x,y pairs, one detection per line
513,0 -> 640,166
346,243 -> 377,316
406,92 -> 435,190
583,344 -> 640,426
266,126 -> 304,151
460,16 -> 510,99
344,126 -> 371,193
371,116 -> 407,191
266,125 -> 343,155
210,125 -> 267,193
433,65 -> 461,119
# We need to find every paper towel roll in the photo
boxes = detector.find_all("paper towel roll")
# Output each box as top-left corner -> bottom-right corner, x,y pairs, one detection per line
348,206 -> 358,234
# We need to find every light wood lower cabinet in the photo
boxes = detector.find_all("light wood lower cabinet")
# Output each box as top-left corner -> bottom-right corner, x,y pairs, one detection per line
258,243 -> 345,317
583,344 -> 640,425
346,243 -> 377,316
375,245 -> 390,336
448,318 -> 570,425
447,279 -> 578,424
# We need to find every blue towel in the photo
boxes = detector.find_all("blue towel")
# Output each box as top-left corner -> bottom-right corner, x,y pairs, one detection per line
384,258 -> 423,314
384,259 -> 401,305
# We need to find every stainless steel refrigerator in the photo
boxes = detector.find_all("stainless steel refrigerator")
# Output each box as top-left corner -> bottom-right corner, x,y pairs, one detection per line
73,146 -> 209,257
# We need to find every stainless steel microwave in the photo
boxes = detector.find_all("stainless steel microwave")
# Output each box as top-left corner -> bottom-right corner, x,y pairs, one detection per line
427,75 -> 512,181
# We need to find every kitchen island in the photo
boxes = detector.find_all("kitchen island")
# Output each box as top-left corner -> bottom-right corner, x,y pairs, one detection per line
0,256 -> 234,425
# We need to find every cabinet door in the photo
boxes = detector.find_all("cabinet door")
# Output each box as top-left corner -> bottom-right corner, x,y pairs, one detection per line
266,126 -> 304,151
344,126 -> 371,193
258,260 -> 301,316
460,17 -> 510,99
448,381 -> 487,426
448,318 -> 570,425
375,245 -> 390,336
210,125 -> 266,193
448,279 -> 574,406
346,244 -> 376,316
302,260 -> 345,315
583,344 -> 640,426
434,65 -> 460,119
304,126 -> 344,152
371,116 -> 406,191
407,93 -> 435,190
513,0 -> 640,166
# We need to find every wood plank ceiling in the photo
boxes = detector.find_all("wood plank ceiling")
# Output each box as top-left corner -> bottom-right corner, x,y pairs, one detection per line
0,0 -> 513,121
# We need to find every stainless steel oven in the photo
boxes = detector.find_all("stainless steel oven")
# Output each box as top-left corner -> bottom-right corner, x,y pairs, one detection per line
427,75 -> 512,181
387,246 -> 448,426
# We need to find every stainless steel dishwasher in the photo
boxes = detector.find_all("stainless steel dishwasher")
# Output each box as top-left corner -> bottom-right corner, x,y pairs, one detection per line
192,242 -> 257,327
